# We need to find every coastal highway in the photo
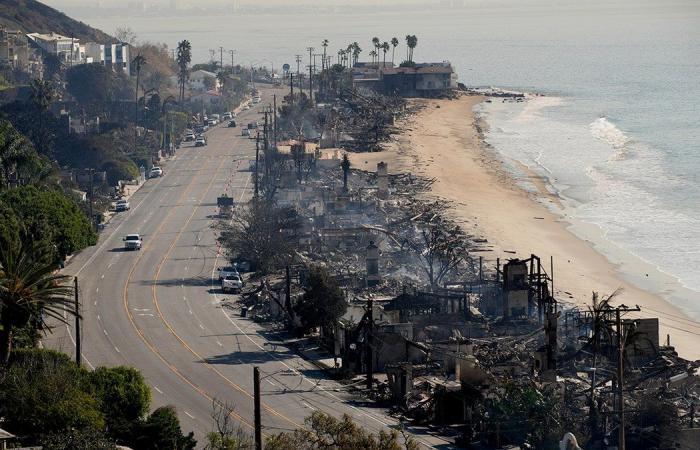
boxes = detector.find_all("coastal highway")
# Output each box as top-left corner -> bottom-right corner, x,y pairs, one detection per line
46,87 -> 453,448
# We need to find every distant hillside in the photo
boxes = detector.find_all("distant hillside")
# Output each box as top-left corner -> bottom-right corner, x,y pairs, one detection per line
0,0 -> 113,43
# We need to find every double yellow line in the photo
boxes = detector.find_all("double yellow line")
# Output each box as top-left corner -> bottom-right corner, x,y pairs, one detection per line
122,148 -> 300,433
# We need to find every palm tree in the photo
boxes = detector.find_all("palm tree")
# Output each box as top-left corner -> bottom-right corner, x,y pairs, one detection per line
351,42 -> 361,66
371,37 -> 380,63
369,50 -> 377,64
0,238 -> 74,365
28,79 -> 54,156
0,120 -> 31,189
381,42 -> 390,67
132,53 -> 147,129
391,37 -> 399,64
340,153 -> 351,192
176,40 -> 192,104
405,35 -> 418,62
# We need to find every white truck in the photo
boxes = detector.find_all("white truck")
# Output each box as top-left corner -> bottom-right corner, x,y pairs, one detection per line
221,274 -> 243,293
123,234 -> 142,250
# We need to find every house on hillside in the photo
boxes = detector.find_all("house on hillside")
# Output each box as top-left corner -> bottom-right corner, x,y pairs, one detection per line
190,89 -> 223,110
189,69 -> 220,91
353,62 -> 458,97
103,42 -> 130,74
0,26 -> 29,69
27,32 -> 82,64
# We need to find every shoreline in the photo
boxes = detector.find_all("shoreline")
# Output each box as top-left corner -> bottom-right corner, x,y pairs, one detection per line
348,93 -> 700,361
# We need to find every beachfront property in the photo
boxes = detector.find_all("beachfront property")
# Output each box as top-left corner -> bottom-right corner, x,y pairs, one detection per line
353,61 -> 458,97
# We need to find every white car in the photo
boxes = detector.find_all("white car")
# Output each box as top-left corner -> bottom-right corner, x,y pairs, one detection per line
195,136 -> 207,147
184,132 -> 195,141
115,199 -> 130,212
123,234 -> 142,250
243,104 -> 251,110
252,96 -> 261,104
222,274 -> 243,293
241,128 -> 250,137
222,112 -> 232,120
149,166 -> 163,178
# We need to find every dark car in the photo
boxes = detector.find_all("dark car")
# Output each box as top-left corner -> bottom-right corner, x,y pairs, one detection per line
228,120 -> 237,128
194,125 -> 204,134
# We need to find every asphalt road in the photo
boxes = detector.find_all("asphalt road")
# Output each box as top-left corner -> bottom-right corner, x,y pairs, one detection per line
46,87 -> 454,449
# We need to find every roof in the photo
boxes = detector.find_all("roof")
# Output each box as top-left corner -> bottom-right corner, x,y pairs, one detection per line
382,64 -> 454,76
0,427 -> 16,439
27,31 -> 74,42
190,69 -> 217,78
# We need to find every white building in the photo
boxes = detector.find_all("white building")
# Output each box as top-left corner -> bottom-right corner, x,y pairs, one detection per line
189,69 -> 219,91
27,32 -> 82,65
104,43 -> 130,74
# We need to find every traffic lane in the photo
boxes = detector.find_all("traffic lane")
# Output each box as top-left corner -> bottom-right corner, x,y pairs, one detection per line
46,154 -> 195,365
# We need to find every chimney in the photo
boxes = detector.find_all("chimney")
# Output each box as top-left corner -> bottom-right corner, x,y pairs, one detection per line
366,240 -> 380,287
377,161 -> 388,199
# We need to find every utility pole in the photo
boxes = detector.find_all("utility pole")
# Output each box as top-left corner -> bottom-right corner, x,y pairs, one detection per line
253,366 -> 262,450
74,277 -> 81,365
295,54 -> 302,95
88,168 -> 94,230
611,305 -> 639,450
273,94 -> 277,148
228,49 -> 235,73
219,46 -> 224,73
366,296 -> 374,390
254,132 -> 259,199
306,47 -> 314,105
285,265 -> 291,316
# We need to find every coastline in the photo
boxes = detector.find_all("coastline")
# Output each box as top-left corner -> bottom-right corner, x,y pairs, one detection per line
348,93 -> 700,361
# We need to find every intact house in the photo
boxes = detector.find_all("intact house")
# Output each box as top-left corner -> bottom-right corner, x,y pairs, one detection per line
26,32 -> 130,74
189,69 -> 220,92
353,62 -> 458,97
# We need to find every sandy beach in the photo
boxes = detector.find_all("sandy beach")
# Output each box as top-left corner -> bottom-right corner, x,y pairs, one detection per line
348,94 -> 700,361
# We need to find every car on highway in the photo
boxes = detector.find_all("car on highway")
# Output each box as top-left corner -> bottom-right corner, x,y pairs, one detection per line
252,96 -> 261,104
195,136 -> 207,147
115,199 -> 130,212
207,118 -> 218,126
184,131 -> 195,141
221,274 -> 243,293
149,166 -> 163,178
222,112 -> 232,120
217,265 -> 239,281
227,120 -> 237,128
123,233 -> 142,250
243,104 -> 251,110
241,128 -> 250,137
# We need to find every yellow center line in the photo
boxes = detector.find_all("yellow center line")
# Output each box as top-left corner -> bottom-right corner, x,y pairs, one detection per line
122,153 -> 254,430
150,157 -> 302,429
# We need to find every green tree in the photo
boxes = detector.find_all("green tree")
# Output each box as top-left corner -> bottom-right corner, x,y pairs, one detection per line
371,37 -> 380,63
0,185 -> 97,261
405,35 -> 418,62
90,366 -> 152,441
0,119 -> 43,189
381,42 -> 390,66
135,406 -> 197,450
293,266 -> 346,335
390,37 -> 399,64
176,40 -> 192,104
0,239 -> 74,365
0,349 -> 105,439
28,79 -> 55,156
66,63 -> 116,107
265,412 -> 418,450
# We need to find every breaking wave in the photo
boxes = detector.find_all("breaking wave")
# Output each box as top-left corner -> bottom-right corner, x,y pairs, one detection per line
590,117 -> 630,159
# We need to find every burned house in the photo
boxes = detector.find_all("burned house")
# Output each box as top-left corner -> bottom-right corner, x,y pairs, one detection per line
353,62 -> 458,97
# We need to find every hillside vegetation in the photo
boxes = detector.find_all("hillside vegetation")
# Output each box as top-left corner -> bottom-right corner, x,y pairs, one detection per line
0,0 -> 112,42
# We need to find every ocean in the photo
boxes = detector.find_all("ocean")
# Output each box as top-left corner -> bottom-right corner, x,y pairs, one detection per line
77,0 -> 700,318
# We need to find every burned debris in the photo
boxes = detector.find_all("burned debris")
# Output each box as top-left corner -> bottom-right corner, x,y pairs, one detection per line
214,82 -> 700,449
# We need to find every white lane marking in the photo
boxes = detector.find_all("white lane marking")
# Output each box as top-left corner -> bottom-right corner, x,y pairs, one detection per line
266,379 -> 277,387
154,386 -> 164,394
114,346 -> 121,353
94,301 -> 97,306
96,287 -> 99,293
97,314 -> 101,321
216,340 -> 223,347
137,313 -> 155,317
198,324 -> 205,330
103,329 -> 108,336
184,411 -> 195,419
189,309 -> 193,315
101,274 -> 105,279
302,402 -> 316,410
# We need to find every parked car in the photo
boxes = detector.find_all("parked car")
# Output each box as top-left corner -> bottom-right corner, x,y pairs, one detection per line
241,128 -> 250,137
228,120 -> 237,128
195,136 -> 206,147
207,118 -> 218,126
184,132 -> 195,141
123,234 -> 142,250
222,112 -> 232,120
149,166 -> 163,178
247,122 -> 258,130
218,265 -> 239,281
252,96 -> 261,104
115,199 -> 130,212
221,274 -> 243,293
243,104 -> 251,110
